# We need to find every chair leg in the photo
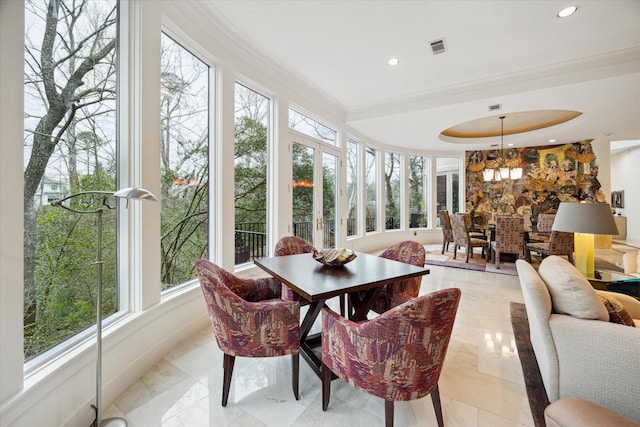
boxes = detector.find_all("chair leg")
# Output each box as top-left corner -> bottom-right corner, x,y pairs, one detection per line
385,400 -> 394,427
222,353 -> 235,407
453,246 -> 457,259
431,385 -> 444,427
496,251 -> 501,269
322,362 -> 332,411
292,352 -> 299,400
465,247 -> 470,263
339,294 -> 345,317
441,239 -> 446,254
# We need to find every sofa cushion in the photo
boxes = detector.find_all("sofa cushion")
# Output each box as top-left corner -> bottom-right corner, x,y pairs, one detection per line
636,251 -> 640,274
538,256 -> 609,321
597,292 -> 636,327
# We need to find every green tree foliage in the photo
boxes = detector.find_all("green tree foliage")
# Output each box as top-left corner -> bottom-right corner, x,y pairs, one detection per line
234,115 -> 268,227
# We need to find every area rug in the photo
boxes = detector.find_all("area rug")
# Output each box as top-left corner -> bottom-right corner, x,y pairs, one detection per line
510,302 -> 549,427
424,245 -> 518,276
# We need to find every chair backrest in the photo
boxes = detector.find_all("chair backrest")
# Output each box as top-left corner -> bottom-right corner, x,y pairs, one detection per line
378,240 -> 426,298
439,210 -> 453,240
323,288 -> 461,401
495,215 -> 524,253
549,230 -> 574,254
450,213 -> 470,245
274,235 -> 316,256
537,214 -> 556,233
195,258 -> 299,358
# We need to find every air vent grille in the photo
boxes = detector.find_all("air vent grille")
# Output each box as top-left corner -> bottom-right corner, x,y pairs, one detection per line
430,39 -> 446,55
488,104 -> 502,111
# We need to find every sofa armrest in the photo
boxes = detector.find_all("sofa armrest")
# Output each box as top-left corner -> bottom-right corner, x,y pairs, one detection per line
545,398 -> 639,427
549,314 -> 640,422
622,251 -> 638,275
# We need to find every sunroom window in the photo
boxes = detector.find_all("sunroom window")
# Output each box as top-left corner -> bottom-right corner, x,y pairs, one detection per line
234,83 -> 270,265
23,0 -> 118,360
160,33 -> 210,289
409,155 -> 430,228
288,108 -> 337,146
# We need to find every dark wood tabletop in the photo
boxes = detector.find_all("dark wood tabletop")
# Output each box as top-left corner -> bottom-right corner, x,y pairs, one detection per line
254,251 -> 430,302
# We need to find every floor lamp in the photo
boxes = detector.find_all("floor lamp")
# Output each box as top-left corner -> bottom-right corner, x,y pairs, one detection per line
551,201 -> 619,277
52,187 -> 157,427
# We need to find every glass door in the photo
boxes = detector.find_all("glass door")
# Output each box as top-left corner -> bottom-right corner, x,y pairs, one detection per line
292,137 -> 339,249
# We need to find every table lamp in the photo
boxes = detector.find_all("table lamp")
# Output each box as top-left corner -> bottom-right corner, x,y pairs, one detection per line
52,187 -> 157,427
551,202 -> 618,277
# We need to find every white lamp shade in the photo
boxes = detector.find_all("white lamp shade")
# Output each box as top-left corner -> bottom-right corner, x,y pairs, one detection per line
113,187 -> 158,201
510,167 -> 523,180
499,166 -> 510,179
552,202 -> 618,235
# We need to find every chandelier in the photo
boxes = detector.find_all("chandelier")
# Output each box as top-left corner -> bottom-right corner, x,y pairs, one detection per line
482,116 -> 523,181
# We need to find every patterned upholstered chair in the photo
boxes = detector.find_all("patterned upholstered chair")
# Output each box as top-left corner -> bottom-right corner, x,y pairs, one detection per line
525,230 -> 574,263
321,288 -> 462,427
439,210 -> 454,254
370,240 -> 426,314
194,259 -> 301,406
490,215 -> 524,268
529,213 -> 555,243
274,236 -> 316,304
451,213 -> 489,262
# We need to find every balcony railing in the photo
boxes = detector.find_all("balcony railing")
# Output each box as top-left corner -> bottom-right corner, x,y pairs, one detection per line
234,217 -> 400,264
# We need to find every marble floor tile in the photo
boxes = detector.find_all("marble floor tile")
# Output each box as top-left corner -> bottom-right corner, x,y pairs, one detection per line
106,248 -> 625,426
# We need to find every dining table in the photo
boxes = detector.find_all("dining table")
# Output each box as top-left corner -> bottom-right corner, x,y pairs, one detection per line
254,251 -> 430,378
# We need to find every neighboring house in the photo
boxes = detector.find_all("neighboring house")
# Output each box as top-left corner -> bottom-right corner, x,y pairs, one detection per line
35,175 -> 67,207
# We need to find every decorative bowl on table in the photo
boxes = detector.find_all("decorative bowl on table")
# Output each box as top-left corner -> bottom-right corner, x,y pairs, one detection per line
312,248 -> 357,267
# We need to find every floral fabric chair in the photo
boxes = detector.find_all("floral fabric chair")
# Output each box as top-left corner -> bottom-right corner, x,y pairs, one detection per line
321,288 -> 462,427
373,240 -> 426,313
274,236 -> 317,304
451,213 -> 489,263
490,215 -> 524,268
439,210 -> 454,254
194,259 -> 301,406
349,240 -> 426,316
525,230 -> 574,263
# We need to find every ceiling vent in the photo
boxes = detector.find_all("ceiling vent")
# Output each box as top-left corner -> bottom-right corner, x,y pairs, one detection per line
429,38 -> 446,55
488,104 -> 502,112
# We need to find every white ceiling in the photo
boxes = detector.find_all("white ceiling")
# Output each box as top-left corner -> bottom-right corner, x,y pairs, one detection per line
204,1 -> 640,152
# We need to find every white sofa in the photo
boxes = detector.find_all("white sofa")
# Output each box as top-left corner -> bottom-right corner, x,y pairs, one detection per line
622,251 -> 640,278
516,256 -> 640,422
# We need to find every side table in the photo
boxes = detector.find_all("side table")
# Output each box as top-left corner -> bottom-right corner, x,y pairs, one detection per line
585,269 -> 640,299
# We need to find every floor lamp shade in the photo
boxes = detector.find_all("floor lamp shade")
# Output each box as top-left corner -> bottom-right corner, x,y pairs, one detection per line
552,202 -> 619,277
52,187 -> 157,427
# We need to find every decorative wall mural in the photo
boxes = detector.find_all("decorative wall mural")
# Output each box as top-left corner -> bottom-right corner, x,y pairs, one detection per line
465,140 -> 605,228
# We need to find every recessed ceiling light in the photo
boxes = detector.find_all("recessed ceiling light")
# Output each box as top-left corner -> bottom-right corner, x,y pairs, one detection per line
388,58 -> 400,66
557,6 -> 578,18
549,139 -> 557,143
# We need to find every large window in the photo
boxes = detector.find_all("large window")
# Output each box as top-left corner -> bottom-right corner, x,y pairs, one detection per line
384,152 -> 401,230
23,0 -> 117,359
346,139 -> 359,237
159,33 -> 210,289
409,155 -> 430,228
365,147 -> 378,232
234,83 -> 270,264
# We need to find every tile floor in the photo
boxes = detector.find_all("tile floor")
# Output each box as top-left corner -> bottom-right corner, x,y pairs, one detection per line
104,245 -> 632,427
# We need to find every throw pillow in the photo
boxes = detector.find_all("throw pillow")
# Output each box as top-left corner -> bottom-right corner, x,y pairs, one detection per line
597,291 -> 636,327
538,256 -> 609,321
